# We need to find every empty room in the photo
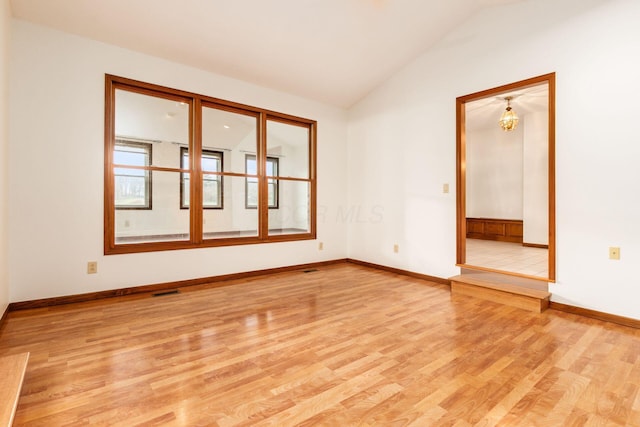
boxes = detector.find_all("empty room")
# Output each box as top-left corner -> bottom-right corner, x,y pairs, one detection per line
1,0 -> 639,425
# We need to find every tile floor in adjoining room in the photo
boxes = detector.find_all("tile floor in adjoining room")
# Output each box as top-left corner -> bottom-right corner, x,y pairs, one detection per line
465,238 -> 548,278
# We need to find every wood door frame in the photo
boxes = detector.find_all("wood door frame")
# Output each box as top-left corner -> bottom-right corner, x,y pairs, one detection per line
456,73 -> 556,282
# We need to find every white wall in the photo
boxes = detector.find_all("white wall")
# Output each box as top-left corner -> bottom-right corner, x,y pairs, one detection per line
9,20 -> 348,302
523,112 -> 548,245
466,125 -> 524,220
348,0 -> 640,319
0,0 -> 10,316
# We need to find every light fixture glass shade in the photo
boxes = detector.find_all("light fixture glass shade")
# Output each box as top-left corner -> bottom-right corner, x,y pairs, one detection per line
499,98 -> 519,131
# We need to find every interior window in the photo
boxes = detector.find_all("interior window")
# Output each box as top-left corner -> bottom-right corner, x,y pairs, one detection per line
104,75 -> 316,254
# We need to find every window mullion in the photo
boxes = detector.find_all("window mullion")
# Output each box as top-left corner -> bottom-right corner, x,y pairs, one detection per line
258,113 -> 269,239
191,98 -> 203,244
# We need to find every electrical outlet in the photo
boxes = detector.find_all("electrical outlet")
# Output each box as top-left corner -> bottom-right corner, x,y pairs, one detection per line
393,244 -> 399,253
609,247 -> 620,260
318,242 -> 324,250
87,261 -> 98,274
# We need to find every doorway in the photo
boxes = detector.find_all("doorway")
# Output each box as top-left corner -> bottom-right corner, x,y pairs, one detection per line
456,73 -> 556,282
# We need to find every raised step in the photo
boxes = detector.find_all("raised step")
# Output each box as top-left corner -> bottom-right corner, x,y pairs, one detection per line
449,275 -> 550,313
0,352 -> 30,426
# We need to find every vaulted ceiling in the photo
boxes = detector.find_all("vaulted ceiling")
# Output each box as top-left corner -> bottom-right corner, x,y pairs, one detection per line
9,0 -> 523,108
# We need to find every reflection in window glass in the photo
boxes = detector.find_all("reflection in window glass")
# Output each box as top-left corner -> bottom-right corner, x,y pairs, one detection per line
114,140 -> 151,209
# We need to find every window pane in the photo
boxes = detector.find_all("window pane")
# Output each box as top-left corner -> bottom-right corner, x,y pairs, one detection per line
115,174 -> 148,207
202,156 -> 220,173
202,151 -> 223,209
181,148 -> 223,209
115,171 -> 189,243
182,176 -> 190,206
114,167 -> 146,177
203,178 -> 220,207
265,158 -> 278,177
268,179 -> 278,207
246,156 -> 257,175
204,176 -> 258,238
115,89 -> 189,169
245,155 -> 279,208
245,154 -> 258,208
114,141 -> 151,209
202,105 -> 258,174
180,148 -> 190,209
266,120 -> 309,179
268,180 -> 310,235
114,148 -> 147,167
246,180 -> 258,208
267,158 -> 279,208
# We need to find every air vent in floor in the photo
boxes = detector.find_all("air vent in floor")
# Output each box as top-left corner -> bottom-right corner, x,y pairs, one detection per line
152,289 -> 180,297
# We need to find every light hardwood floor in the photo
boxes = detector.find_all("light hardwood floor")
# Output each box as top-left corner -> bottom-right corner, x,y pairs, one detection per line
1,263 -> 639,426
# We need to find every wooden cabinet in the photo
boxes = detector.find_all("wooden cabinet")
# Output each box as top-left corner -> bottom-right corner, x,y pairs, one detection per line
466,218 -> 523,243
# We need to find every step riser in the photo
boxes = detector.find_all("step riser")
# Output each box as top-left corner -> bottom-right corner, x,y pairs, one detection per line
451,281 -> 550,313
0,352 -> 30,426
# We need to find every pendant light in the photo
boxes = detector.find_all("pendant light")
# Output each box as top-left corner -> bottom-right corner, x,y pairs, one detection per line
499,96 -> 519,131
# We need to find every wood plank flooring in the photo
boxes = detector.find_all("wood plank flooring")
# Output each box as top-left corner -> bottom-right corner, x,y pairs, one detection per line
1,263 -> 639,426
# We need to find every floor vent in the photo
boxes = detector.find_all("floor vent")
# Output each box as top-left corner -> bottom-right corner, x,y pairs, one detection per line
152,289 -> 180,297
303,269 -> 319,273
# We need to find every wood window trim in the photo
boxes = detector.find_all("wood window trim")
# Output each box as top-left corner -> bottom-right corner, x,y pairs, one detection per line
104,74 -> 317,255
